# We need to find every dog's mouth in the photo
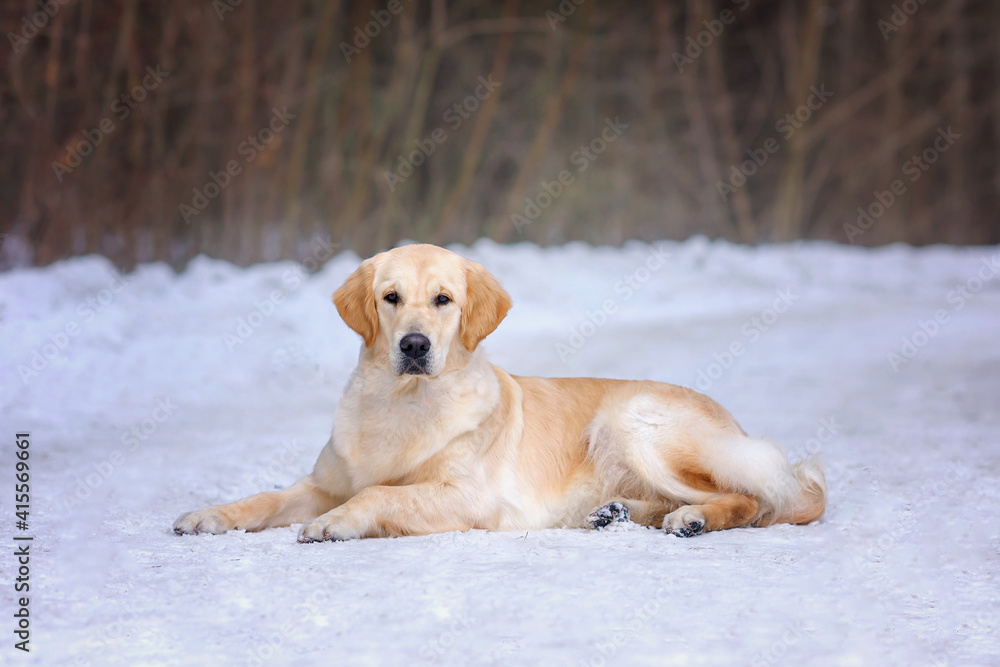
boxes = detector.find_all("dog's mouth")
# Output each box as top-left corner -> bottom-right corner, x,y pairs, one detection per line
399,359 -> 429,376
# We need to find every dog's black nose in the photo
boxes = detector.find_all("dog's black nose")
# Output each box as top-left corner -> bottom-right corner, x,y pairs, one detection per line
400,333 -> 431,359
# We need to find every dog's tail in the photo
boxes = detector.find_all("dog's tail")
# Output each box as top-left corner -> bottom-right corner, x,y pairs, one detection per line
770,458 -> 827,526
699,435 -> 827,527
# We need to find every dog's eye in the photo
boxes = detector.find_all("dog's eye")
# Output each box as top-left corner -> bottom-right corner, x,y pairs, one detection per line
384,293 -> 399,304
435,294 -> 451,306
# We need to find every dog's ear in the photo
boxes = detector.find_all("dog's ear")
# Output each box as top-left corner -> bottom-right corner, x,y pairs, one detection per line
334,260 -> 378,348
461,260 -> 511,352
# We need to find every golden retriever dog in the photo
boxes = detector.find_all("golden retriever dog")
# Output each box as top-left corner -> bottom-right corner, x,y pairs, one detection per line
174,244 -> 826,541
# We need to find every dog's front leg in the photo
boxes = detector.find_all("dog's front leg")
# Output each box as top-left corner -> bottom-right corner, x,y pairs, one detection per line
174,475 -> 341,535
297,483 -> 473,542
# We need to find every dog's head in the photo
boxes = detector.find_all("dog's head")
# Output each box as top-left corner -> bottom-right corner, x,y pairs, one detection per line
333,244 -> 511,377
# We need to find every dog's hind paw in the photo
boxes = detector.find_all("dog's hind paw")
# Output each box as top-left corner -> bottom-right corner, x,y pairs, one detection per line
663,507 -> 706,537
588,501 -> 631,529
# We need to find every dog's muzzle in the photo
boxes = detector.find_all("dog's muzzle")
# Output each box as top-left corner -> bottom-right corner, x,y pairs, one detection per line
398,333 -> 431,375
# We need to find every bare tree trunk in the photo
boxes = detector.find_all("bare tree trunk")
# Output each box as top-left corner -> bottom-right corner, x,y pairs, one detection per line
943,0 -> 969,244
491,4 -> 591,242
284,0 -> 340,260
704,20 -> 756,243
438,0 -> 519,242
770,0 -> 824,242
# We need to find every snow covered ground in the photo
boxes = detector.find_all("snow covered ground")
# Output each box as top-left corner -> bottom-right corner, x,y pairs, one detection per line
2,238 -> 999,666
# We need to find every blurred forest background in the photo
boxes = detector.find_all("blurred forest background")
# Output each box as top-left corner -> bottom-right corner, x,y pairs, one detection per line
1,0 -> 998,270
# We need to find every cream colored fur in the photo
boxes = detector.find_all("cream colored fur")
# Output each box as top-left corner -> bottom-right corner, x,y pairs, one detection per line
173,244 -> 826,541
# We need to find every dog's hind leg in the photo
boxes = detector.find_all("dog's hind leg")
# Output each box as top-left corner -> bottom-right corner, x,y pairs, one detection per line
661,493 -> 758,537
587,388 -> 826,538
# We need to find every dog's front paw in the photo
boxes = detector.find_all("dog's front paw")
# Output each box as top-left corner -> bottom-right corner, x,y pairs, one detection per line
588,501 -> 631,529
173,508 -> 234,535
297,514 -> 360,543
663,507 -> 706,537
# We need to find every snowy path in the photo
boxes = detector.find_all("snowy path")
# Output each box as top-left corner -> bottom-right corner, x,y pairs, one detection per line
1,239 -> 999,666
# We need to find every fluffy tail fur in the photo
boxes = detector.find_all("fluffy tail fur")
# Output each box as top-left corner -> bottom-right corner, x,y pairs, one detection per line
772,458 -> 827,525
698,435 -> 827,526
